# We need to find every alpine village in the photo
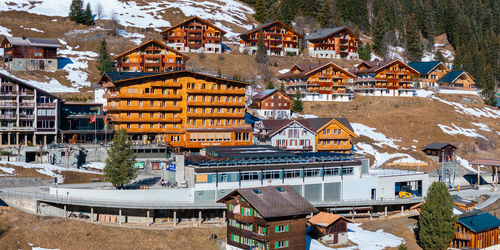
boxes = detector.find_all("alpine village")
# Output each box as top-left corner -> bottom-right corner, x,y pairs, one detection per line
0,0 -> 499,249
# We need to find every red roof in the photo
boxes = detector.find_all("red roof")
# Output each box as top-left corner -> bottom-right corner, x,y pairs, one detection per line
308,212 -> 353,227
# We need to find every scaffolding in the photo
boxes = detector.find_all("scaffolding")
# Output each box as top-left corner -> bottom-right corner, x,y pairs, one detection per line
438,152 -> 456,187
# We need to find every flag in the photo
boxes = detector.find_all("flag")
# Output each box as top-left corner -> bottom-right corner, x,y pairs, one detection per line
103,116 -> 107,123
89,114 -> 96,124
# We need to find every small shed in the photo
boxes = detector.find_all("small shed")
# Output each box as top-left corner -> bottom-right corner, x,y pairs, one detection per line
451,212 -> 500,249
423,143 -> 457,162
308,212 -> 353,245
451,195 -> 477,212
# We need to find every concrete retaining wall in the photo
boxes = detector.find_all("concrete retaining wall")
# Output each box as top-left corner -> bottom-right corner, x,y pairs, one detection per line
0,177 -> 52,188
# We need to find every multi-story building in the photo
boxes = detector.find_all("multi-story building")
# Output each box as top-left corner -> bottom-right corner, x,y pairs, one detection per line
305,26 -> 359,60
1,37 -> 60,71
249,89 -> 291,119
0,72 -> 61,146
408,61 -> 450,88
278,62 -> 356,102
218,185 -> 318,250
96,70 -> 252,150
255,118 -> 357,154
161,16 -> 226,53
239,21 -> 303,56
115,39 -> 189,72
60,102 -> 110,144
351,59 -> 420,97
438,71 -> 476,90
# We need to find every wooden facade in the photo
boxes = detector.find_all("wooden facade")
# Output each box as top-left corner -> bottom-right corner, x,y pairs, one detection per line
306,27 -> 359,60
161,16 -> 226,53
352,59 -> 420,97
438,71 -> 476,90
1,37 -> 59,71
218,186 -> 318,250
408,61 -> 450,88
279,62 -> 355,102
423,143 -> 457,162
314,118 -> 357,154
115,40 -> 189,72
250,89 -> 292,119
1,37 -> 58,59
308,212 -> 352,245
450,212 -> 500,249
239,21 -> 303,56
98,71 -> 252,149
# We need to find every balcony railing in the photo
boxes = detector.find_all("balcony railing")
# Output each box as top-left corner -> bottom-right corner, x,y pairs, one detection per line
37,103 -> 56,108
105,106 -> 182,112
0,102 -> 16,107
318,134 -> 350,140
110,117 -> 182,123
121,127 -> 184,133
0,114 -> 16,119
186,89 -> 245,95
187,101 -> 245,107
19,91 -> 35,96
454,232 -> 471,241
19,114 -> 35,119
316,144 -> 351,151
104,93 -> 182,100
186,112 -> 245,118
184,124 -> 252,130
20,102 -> 35,107
149,82 -> 183,88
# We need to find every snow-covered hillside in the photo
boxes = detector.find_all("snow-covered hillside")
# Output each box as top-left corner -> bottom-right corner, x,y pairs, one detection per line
0,0 -> 255,40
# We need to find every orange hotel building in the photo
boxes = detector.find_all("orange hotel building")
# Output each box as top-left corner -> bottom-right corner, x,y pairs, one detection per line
97,71 -> 252,150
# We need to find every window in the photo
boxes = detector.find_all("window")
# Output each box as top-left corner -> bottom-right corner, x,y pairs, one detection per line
275,225 -> 289,233
240,172 -> 259,181
342,167 -> 354,175
275,241 -> 288,248
262,171 -> 280,179
304,169 -> 320,177
284,170 -> 300,178
324,168 -> 340,176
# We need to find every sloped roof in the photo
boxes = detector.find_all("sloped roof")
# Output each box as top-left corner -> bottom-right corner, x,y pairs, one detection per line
5,37 -> 60,48
305,26 -> 359,41
115,39 -> 189,60
279,62 -> 355,79
0,72 -> 62,100
470,159 -> 500,167
260,118 -> 356,137
239,20 -> 303,39
423,142 -> 457,150
458,212 -> 500,233
308,212 -> 353,227
251,89 -> 290,101
451,195 -> 478,206
351,59 -> 419,75
160,16 -> 226,35
408,61 -> 443,75
217,185 -> 318,219
437,71 -> 468,83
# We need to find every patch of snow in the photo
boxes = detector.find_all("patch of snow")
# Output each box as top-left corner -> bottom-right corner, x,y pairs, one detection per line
32,247 -> 60,250
355,143 -> 414,168
19,26 -> 45,33
57,43 -> 98,88
439,89 -> 479,95
291,113 -> 318,119
438,123 -> 486,139
338,223 -> 404,250
431,96 -> 500,119
370,53 -> 382,61
412,139 -> 418,143
0,25 -> 12,36
81,162 -> 105,170
306,235 -> 331,250
472,122 -> 492,132
0,69 -> 78,93
117,29 -> 145,45
51,19 -> 57,22
453,207 -> 463,215
279,69 -> 290,74
421,51 -> 435,62
415,89 -> 434,98
0,166 -> 15,174
351,123 -> 400,149
0,0 -> 255,40
0,161 -> 102,183
455,155 -> 478,173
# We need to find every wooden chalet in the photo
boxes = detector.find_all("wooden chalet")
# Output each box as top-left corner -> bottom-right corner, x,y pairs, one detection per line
408,61 -> 450,88
1,37 -> 60,71
97,70 -> 252,150
423,143 -> 457,162
308,212 -> 353,245
239,20 -> 303,56
256,118 -> 358,154
438,71 -> 476,90
115,39 -> 189,73
250,89 -> 292,119
278,62 -> 356,102
305,26 -> 359,60
351,59 -> 420,97
161,16 -> 226,53
218,185 -> 318,250
451,211 -> 500,249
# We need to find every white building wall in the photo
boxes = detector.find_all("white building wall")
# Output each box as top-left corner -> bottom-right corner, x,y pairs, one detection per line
377,173 -> 429,200
255,109 -> 291,119
269,123 -> 315,151
94,88 -> 107,107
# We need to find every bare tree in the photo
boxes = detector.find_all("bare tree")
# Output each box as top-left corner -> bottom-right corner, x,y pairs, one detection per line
109,10 -> 120,36
96,2 -> 103,20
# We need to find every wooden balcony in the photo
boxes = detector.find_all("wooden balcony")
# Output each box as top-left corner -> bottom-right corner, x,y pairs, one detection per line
454,232 -> 471,241
318,134 -> 350,140
110,116 -> 182,123
0,102 -> 17,108
37,103 -> 56,108
149,82 -> 182,88
121,127 -> 185,134
104,93 -> 182,100
186,89 -> 245,95
186,112 -> 245,118
187,101 -> 245,107
316,144 -> 351,151
105,105 -> 182,112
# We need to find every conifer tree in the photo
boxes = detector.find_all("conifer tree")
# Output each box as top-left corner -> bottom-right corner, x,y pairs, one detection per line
372,7 -> 387,57
435,49 -> 446,63
404,14 -> 423,61
280,83 -> 286,92
253,0 -> 268,23
279,0 -> 294,26
318,0 -> 332,28
97,39 -> 115,75
255,33 -> 268,63
83,3 -> 94,26
418,182 -> 456,250
292,89 -> 303,112
266,81 -> 274,89
69,0 -> 84,23
359,43 -> 372,61
104,129 -> 137,189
